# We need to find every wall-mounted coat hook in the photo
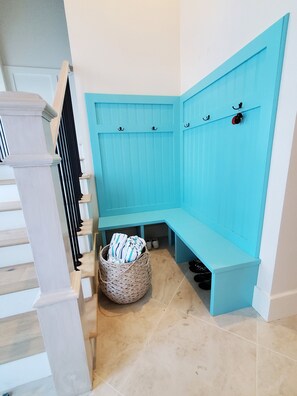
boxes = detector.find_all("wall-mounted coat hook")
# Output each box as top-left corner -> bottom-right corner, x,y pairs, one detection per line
152,126 -> 158,131
184,123 -> 190,128
118,127 -> 125,131
232,112 -> 243,125
203,115 -> 210,121
232,102 -> 243,110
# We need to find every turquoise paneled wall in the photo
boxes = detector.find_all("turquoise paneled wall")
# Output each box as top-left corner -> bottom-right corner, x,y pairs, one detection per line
86,15 -> 288,257
85,95 -> 180,216
181,15 -> 288,257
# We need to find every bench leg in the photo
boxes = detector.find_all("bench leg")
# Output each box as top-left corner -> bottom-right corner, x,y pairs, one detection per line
210,264 -> 259,316
168,226 -> 174,246
101,230 -> 107,247
139,225 -> 145,240
175,235 -> 196,263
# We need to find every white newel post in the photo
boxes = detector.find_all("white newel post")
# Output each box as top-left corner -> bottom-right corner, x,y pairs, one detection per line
0,92 -> 92,395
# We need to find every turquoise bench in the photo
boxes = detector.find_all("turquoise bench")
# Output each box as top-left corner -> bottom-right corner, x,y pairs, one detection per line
99,208 -> 260,316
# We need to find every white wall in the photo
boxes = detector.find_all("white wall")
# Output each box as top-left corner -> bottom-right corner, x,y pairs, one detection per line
64,0 -> 180,96
63,0 -> 180,193
0,0 -> 72,68
180,0 -> 297,320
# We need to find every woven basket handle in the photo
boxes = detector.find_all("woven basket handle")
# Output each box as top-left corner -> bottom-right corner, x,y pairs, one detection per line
98,247 -> 149,284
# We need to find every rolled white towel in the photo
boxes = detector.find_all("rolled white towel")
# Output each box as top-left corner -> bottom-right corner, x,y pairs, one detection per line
121,235 -> 146,263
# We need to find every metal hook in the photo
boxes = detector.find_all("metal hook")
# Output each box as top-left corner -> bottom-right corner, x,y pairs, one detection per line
232,102 -> 243,110
118,127 -> 125,132
152,126 -> 158,131
203,115 -> 210,121
184,123 -> 190,128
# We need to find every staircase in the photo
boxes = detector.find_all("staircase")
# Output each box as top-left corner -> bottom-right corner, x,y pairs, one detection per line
0,159 -> 98,393
0,64 -> 98,395
0,164 -> 50,390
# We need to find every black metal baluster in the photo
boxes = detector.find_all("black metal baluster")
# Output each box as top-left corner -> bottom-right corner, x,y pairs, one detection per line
58,117 -> 82,266
63,82 -> 83,188
54,77 -> 85,271
61,81 -> 83,227
60,114 -> 82,233
56,151 -> 79,270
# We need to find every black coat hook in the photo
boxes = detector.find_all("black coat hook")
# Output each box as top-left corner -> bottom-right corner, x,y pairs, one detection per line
203,115 -> 210,121
152,126 -> 158,131
118,127 -> 125,131
232,102 -> 243,110
184,123 -> 190,128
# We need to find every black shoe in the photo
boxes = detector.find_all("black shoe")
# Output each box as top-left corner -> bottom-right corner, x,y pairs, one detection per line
189,259 -> 203,266
198,280 -> 211,290
189,260 -> 210,274
194,273 -> 211,283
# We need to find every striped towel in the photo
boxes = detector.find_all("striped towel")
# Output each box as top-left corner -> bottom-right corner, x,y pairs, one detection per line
108,233 -> 128,264
107,233 -> 146,264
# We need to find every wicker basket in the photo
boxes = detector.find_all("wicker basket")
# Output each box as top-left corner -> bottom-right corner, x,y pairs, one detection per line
99,244 -> 151,304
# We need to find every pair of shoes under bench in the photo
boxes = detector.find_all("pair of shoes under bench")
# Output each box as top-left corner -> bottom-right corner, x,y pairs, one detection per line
146,239 -> 159,250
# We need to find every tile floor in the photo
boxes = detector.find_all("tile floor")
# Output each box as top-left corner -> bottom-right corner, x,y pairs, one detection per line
91,248 -> 297,396
10,247 -> 297,395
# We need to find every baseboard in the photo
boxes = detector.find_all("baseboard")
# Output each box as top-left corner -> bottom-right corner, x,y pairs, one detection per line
253,285 -> 297,321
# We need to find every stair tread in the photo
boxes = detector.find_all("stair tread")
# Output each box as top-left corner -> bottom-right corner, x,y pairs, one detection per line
0,200 -> 22,212
85,293 -> 98,339
0,228 -> 29,248
77,219 -> 93,237
0,310 -> 44,364
79,193 -> 91,204
79,173 -> 91,180
0,178 -> 16,185
80,251 -> 95,278
0,262 -> 38,295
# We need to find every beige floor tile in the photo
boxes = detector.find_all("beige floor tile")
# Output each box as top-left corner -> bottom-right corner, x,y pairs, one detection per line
257,346 -> 297,396
95,290 -> 166,389
149,248 -> 188,305
170,269 -> 258,343
257,314 -> 297,360
118,307 -> 256,396
91,374 -> 123,395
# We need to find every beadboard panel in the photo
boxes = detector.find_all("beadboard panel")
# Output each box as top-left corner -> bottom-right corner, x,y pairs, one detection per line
183,107 -> 262,254
181,15 -> 288,257
86,94 -> 180,216
98,132 -> 177,214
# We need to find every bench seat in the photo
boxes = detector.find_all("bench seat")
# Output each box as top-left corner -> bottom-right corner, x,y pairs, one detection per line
99,208 -> 260,316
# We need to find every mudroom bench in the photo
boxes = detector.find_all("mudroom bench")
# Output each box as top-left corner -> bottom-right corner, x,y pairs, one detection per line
99,208 -> 260,316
